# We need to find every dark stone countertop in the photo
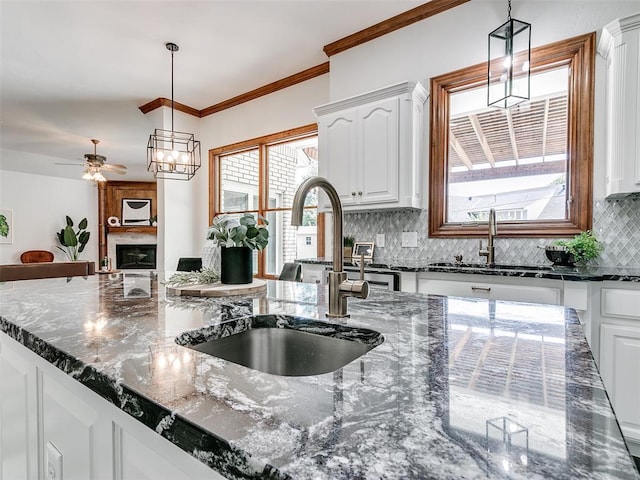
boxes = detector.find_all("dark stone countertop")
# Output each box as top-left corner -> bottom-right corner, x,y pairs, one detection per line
296,258 -> 640,282
0,273 -> 638,479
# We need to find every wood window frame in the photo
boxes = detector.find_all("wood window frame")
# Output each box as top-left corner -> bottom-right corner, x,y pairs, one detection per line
209,124 -> 324,278
429,32 -> 595,238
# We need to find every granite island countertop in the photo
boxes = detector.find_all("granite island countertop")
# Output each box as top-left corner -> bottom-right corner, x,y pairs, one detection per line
0,273 -> 638,479
297,258 -> 640,282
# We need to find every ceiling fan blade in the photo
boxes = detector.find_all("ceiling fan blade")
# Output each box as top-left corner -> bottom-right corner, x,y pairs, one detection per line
102,164 -> 127,171
55,162 -> 85,167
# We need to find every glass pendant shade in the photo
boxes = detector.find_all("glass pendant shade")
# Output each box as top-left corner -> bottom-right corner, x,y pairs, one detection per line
488,17 -> 531,108
147,129 -> 201,180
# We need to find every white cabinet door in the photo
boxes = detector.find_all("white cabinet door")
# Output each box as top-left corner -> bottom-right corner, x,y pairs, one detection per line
358,96 -> 399,205
599,323 -> 640,446
115,422 -> 224,480
318,109 -> 358,207
0,334 -> 39,480
599,13 -> 640,198
315,81 -> 427,211
40,366 -> 113,480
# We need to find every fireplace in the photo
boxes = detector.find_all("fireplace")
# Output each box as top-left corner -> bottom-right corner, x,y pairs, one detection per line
116,244 -> 157,270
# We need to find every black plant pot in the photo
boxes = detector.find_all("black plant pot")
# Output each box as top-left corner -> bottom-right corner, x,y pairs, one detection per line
545,247 -> 575,266
220,246 -> 253,284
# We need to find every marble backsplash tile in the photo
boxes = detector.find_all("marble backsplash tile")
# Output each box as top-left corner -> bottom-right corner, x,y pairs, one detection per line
344,196 -> 640,267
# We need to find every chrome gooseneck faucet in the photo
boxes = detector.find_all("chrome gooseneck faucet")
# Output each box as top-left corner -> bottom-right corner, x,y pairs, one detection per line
479,208 -> 497,265
291,176 -> 369,318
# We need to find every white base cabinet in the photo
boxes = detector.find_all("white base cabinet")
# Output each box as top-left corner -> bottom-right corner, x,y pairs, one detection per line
591,283 -> 640,456
417,272 -> 562,305
301,263 -> 326,284
0,333 -> 225,480
599,323 -> 640,455
314,81 -> 427,211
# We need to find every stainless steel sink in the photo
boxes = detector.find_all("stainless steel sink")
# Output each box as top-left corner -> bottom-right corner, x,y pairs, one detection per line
178,315 -> 383,377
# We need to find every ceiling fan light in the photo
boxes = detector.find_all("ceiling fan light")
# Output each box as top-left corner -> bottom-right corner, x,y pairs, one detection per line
82,170 -> 93,180
93,172 -> 106,182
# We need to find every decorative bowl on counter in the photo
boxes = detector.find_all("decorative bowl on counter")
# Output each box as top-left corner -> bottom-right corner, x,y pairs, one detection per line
543,245 -> 575,266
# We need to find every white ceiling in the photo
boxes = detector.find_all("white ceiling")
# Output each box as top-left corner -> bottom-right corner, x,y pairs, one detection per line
0,0 -> 424,181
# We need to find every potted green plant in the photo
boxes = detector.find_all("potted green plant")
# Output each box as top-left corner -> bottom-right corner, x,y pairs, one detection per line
56,216 -> 90,261
343,236 -> 355,262
207,213 -> 269,284
553,230 -> 603,265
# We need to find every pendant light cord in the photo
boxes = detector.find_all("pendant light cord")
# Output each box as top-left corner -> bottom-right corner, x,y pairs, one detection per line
171,48 -> 174,133
507,0 -> 512,20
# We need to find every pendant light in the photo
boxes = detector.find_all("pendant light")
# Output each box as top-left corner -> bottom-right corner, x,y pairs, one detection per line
147,42 -> 201,180
487,0 -> 531,108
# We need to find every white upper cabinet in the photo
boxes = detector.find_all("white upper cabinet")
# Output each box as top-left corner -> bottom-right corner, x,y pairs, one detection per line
599,13 -> 640,198
314,81 -> 428,211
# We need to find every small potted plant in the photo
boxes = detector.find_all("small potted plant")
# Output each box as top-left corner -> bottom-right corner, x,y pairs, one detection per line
551,230 -> 604,265
343,236 -> 355,262
56,216 -> 90,261
207,213 -> 269,284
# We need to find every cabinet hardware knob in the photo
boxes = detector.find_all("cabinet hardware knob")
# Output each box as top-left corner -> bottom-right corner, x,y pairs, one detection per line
358,191 -> 363,196
471,286 -> 491,292
351,192 -> 356,196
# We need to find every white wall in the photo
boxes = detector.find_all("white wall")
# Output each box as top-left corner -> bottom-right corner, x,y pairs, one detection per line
154,108 -> 208,272
0,170 -> 98,264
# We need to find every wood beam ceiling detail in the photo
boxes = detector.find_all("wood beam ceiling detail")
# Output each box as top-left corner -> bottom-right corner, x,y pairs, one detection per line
469,114 -> 495,167
449,131 -> 473,169
505,110 -> 520,164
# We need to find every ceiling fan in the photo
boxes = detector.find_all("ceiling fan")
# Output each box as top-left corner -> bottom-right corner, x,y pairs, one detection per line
57,139 -> 127,182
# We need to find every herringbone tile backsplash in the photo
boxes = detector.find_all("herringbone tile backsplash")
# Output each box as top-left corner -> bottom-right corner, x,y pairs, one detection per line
344,196 -> 640,267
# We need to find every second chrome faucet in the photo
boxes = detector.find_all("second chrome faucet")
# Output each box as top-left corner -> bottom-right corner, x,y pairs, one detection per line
291,176 -> 368,318
478,208 -> 497,266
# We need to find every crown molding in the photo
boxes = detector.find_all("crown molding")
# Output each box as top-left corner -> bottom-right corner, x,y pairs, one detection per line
323,0 -> 471,57
139,62 -> 329,118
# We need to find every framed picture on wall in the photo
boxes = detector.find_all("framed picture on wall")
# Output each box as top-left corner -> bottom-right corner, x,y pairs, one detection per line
121,199 -> 151,226
353,241 -> 374,260
0,209 -> 13,244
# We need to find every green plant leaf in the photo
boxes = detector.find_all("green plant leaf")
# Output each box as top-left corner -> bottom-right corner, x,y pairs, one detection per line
78,218 -> 88,230
0,215 -> 8,238
556,230 -> 603,264
239,214 -> 256,227
207,213 -> 269,250
63,225 -> 78,247
65,216 -> 73,227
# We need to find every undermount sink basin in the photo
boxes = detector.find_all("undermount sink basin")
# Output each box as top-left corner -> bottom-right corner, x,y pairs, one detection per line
429,262 -> 554,272
176,315 -> 383,377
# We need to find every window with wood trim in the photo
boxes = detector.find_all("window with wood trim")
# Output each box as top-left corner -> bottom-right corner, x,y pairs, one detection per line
209,125 -> 323,279
429,32 -> 595,238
